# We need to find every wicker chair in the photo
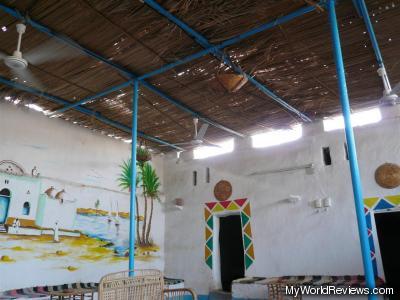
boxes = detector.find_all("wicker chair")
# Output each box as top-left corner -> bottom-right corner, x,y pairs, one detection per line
98,270 -> 196,300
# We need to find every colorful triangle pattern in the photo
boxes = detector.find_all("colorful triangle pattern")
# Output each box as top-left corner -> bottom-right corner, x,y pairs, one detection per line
235,198 -> 247,207
385,195 -> 400,205
227,201 -> 239,211
205,202 -> 217,211
205,246 -> 211,260
243,203 -> 251,217
243,234 -> 252,250
205,227 -> 212,241
374,199 -> 394,210
204,198 -> 254,270
207,217 -> 213,230
220,200 -> 231,209
245,254 -> 253,269
213,203 -> 224,213
206,237 -> 213,251
244,223 -> 252,237
241,212 -> 249,226
206,255 -> 213,269
364,197 -> 379,209
204,208 -> 211,221
246,244 -> 255,260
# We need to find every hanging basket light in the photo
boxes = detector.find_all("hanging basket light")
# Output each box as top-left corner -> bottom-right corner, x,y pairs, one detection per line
216,73 -> 248,93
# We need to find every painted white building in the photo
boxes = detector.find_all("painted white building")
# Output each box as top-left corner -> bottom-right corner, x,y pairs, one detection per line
0,170 -> 77,235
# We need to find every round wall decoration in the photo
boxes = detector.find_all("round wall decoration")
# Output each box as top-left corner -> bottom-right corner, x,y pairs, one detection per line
375,163 -> 400,189
214,180 -> 232,201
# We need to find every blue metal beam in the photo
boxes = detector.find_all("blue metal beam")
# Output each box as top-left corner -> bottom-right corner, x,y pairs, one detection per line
352,0 -> 362,17
50,81 -> 131,116
29,3 -> 317,124
140,81 -> 244,137
356,0 -> 395,97
0,75 -> 184,150
0,3 -> 243,139
143,0 -> 313,122
328,1 -> 376,298
356,0 -> 383,67
128,80 -> 139,274
138,5 -> 318,81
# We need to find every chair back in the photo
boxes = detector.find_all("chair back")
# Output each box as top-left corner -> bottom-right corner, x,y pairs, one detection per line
99,269 -> 164,300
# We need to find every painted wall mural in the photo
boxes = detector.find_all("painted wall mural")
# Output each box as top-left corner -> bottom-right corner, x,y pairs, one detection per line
363,194 -> 400,277
0,158 -> 162,291
204,198 -> 254,270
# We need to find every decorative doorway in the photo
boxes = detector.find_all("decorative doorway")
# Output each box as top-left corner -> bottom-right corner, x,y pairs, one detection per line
364,195 -> 400,277
204,198 -> 255,273
0,188 -> 11,224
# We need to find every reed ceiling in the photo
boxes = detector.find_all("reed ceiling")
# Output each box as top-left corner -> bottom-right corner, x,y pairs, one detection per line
0,0 -> 399,151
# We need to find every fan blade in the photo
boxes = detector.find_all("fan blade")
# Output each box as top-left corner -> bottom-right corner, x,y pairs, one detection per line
11,68 -> 45,91
197,123 -> 209,140
202,141 -> 222,148
24,39 -> 81,65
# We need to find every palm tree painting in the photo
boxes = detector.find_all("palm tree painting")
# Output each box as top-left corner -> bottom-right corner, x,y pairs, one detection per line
117,148 -> 160,246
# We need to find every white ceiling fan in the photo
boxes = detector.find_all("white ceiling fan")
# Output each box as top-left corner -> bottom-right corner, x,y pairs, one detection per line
164,118 -> 222,149
0,23 -> 79,90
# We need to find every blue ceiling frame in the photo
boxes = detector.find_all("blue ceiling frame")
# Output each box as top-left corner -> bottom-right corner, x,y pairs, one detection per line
142,0 -> 314,122
0,3 -> 243,140
54,4 -> 318,123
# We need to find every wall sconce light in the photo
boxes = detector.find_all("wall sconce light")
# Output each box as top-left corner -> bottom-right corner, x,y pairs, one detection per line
314,199 -> 322,213
323,197 -> 332,211
313,197 -> 332,213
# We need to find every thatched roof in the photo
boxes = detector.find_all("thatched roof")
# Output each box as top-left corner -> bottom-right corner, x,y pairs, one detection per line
0,0 -> 399,151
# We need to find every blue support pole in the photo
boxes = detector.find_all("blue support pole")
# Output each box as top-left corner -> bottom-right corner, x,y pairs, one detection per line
0,75 -> 184,150
0,3 -> 243,139
143,0 -> 314,122
128,80 -> 139,274
328,1 -> 376,298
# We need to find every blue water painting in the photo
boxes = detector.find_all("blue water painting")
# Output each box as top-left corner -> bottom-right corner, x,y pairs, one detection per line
74,214 -> 130,256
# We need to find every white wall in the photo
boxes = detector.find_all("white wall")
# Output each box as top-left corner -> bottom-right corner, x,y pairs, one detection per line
162,105 -> 400,294
0,101 -> 165,290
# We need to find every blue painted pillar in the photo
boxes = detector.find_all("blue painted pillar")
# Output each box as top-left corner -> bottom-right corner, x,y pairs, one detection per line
128,80 -> 139,274
328,1 -> 376,298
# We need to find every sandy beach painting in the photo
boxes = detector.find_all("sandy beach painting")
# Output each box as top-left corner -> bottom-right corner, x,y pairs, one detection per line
0,160 -> 162,291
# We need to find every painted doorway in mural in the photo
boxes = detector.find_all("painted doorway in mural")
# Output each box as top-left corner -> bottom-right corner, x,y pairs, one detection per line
375,210 -> 400,298
0,188 -> 11,223
219,214 -> 244,292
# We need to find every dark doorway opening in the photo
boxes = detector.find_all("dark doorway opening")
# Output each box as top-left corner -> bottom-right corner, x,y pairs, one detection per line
375,211 -> 400,298
219,214 -> 244,292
